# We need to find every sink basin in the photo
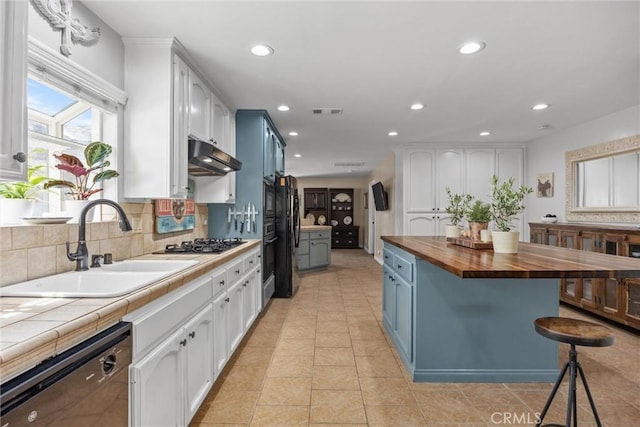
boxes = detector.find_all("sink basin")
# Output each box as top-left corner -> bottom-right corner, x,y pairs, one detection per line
100,260 -> 198,273
0,260 -> 198,298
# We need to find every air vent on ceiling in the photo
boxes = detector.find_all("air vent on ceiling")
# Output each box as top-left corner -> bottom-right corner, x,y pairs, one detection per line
312,108 -> 343,115
334,161 -> 365,167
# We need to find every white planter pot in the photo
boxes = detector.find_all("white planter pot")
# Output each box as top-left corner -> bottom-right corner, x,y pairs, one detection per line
445,225 -> 461,238
65,200 -> 95,223
491,231 -> 520,253
0,199 -> 34,224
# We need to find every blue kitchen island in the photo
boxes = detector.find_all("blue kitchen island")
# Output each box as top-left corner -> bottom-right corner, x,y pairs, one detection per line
381,236 -> 640,383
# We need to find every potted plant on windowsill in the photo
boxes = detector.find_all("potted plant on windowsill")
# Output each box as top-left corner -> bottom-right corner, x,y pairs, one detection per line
466,200 -> 492,240
489,175 -> 533,253
0,165 -> 50,224
44,141 -> 119,222
444,188 -> 472,238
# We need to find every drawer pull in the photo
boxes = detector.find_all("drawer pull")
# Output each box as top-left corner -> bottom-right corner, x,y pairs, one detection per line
189,331 -> 196,339
397,265 -> 402,269
225,297 -> 230,303
180,339 -> 187,347
235,269 -> 240,274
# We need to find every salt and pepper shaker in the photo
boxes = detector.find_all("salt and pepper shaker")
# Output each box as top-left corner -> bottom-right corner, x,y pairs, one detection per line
103,253 -> 113,264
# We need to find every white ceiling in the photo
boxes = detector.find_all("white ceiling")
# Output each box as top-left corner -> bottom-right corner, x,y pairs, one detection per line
83,0 -> 640,178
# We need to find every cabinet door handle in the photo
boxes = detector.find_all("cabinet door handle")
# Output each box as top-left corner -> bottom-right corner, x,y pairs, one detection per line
243,281 -> 247,287
180,339 -> 187,347
189,331 -> 196,339
397,265 -> 402,269
13,152 -> 26,163
220,280 -> 225,285
225,297 -> 230,303
235,269 -> 240,274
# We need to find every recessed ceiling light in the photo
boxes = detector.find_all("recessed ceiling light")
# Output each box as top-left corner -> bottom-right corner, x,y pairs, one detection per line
458,41 -> 486,55
479,131 -> 491,136
294,153 -> 302,158
388,131 -> 398,136
277,105 -> 290,112
288,131 -> 299,136
223,167 -> 231,171
532,103 -> 550,111
250,44 -> 273,56
537,124 -> 550,130
410,103 -> 424,110
203,158 -> 212,163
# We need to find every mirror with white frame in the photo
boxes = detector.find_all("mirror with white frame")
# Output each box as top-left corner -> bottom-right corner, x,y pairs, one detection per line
565,134 -> 640,222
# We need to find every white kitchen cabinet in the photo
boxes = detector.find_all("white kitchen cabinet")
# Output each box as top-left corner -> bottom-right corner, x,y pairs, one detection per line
401,146 -> 523,236
189,70 -> 212,142
0,0 -> 27,182
130,328 -> 184,427
184,304 -> 214,423
123,39 -> 190,198
227,278 -> 244,355
212,290 -> 229,377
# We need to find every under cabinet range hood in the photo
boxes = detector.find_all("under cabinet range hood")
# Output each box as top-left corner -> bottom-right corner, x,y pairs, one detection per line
187,138 -> 242,176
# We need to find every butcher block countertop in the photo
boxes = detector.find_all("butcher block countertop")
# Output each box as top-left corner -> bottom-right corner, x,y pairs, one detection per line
0,240 -> 260,381
381,236 -> 640,279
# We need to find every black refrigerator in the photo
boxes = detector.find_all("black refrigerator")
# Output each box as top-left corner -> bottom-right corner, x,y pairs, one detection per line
274,175 -> 300,297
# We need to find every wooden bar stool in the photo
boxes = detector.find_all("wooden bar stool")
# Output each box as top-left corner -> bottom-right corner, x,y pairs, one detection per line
534,317 -> 615,427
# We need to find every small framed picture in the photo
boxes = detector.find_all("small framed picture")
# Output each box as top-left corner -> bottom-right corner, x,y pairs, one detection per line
536,172 -> 554,197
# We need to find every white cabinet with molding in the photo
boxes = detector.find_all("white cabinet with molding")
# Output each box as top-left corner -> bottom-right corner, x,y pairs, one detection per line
0,0 -> 27,182
401,146 -> 524,236
188,70 -> 212,142
123,39 -> 190,198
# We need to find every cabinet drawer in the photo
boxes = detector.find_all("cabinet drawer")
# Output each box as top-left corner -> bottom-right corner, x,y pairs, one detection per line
227,258 -> 245,284
299,232 -> 309,242
395,254 -> 414,283
126,274 -> 214,360
310,231 -> 330,239
332,237 -> 357,248
332,229 -> 357,237
298,239 -> 309,255
383,247 -> 394,266
212,268 -> 227,298
244,250 -> 258,271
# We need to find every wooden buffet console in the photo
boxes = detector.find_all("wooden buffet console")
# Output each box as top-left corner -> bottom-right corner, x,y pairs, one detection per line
530,222 -> 640,330
380,236 -> 640,383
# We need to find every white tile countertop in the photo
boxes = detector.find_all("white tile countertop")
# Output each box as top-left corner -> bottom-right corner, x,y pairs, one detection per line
0,240 -> 260,381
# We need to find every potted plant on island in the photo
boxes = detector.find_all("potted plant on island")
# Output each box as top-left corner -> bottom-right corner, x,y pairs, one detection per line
0,165 -> 50,224
44,141 -> 120,222
444,188 -> 473,238
489,175 -> 533,253
466,199 -> 492,240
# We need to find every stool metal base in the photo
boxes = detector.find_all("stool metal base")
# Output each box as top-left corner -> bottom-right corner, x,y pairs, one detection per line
535,345 -> 603,427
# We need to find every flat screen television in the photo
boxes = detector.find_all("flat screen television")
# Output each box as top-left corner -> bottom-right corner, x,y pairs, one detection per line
371,181 -> 388,211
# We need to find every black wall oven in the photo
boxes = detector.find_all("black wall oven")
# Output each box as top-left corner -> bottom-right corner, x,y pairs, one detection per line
263,180 -> 275,219
262,220 -> 276,307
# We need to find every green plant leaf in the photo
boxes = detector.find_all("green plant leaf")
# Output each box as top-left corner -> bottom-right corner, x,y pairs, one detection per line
44,180 -> 76,190
84,141 -> 113,167
92,170 -> 120,183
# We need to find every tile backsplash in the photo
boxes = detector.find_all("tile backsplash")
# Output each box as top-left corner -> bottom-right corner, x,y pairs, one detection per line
0,202 -> 209,287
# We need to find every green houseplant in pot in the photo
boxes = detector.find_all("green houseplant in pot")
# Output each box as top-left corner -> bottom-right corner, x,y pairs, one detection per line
0,165 -> 50,224
44,141 -> 119,222
444,188 -> 472,238
466,199 -> 492,240
489,175 -> 533,253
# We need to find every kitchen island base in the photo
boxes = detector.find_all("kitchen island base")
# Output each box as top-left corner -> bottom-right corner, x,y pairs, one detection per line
383,242 -> 560,383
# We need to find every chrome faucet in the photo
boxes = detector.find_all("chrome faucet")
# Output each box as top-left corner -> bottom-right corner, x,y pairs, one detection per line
66,199 -> 132,271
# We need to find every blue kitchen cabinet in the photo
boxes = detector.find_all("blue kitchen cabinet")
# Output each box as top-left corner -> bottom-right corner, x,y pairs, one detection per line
275,137 -> 285,176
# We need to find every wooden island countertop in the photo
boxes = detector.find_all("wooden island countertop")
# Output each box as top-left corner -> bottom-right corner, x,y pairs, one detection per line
381,236 -> 640,279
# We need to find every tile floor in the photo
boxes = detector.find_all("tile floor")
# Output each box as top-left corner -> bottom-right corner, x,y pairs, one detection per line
191,249 -> 640,426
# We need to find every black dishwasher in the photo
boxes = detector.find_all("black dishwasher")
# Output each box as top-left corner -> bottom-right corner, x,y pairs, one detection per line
1,322 -> 132,426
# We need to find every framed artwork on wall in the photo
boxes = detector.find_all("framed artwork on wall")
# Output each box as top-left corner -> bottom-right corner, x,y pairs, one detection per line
536,172 -> 554,197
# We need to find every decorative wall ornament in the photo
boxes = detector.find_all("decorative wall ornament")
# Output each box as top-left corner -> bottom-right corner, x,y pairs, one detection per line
536,172 -> 553,197
30,0 -> 100,57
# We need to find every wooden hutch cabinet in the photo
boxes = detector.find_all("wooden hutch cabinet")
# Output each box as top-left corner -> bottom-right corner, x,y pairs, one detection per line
303,187 -> 359,248
530,222 -> 640,330
303,188 -> 329,224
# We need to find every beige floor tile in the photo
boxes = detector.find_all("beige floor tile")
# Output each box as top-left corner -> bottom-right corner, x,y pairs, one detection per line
351,339 -> 394,357
250,405 -> 309,426
274,338 -> 315,356
314,347 -> 355,366
359,377 -> 416,405
281,325 -> 317,340
310,390 -> 367,424
413,389 -> 485,423
355,355 -> 403,377
365,405 -> 426,426
315,332 -> 352,348
317,319 -> 349,333
220,365 -> 267,390
200,390 -> 259,424
232,346 -> 274,366
257,377 -> 312,406
312,366 -> 360,390
266,355 -> 314,377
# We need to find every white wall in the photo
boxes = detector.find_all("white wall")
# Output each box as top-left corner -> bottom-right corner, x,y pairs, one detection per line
29,1 -> 124,89
525,105 -> 640,236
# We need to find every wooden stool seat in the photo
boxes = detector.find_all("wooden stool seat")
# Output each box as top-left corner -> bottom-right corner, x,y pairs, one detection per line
534,317 -> 615,347
533,317 -> 615,427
